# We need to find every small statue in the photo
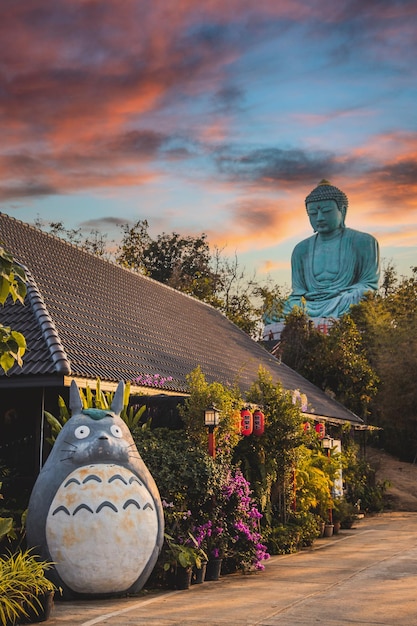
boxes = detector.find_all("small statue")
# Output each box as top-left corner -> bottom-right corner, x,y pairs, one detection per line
282,179 -> 380,320
27,381 -> 164,599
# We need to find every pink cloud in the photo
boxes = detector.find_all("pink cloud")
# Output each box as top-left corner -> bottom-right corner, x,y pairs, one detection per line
206,193 -> 307,252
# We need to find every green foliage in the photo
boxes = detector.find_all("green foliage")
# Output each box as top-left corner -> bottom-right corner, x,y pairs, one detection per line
0,517 -> 15,544
280,309 -> 378,419
0,326 -> 26,374
134,427 -> 222,509
265,523 -> 300,555
116,220 -> 217,301
0,244 -> 27,373
0,246 -> 26,307
242,367 -> 305,523
288,511 -> 321,547
277,264 -> 417,461
350,267 -> 417,459
44,379 -> 146,444
323,317 -> 379,418
293,444 -> 338,519
280,308 -> 326,378
179,366 -> 242,455
44,404 -> 68,446
268,510 -> 323,552
256,282 -> 287,325
163,533 -> 207,572
332,498 -> 358,525
34,218 -> 111,259
341,438 -> 389,512
134,394 -> 269,574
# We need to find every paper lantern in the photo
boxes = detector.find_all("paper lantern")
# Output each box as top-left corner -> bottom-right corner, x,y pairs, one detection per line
253,409 -> 265,436
315,422 -> 325,439
240,409 -> 253,436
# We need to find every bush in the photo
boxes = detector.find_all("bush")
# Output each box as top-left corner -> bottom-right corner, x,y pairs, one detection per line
266,524 -> 300,555
288,511 -> 321,547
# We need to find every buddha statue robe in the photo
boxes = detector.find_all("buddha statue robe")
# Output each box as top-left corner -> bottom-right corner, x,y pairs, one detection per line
283,227 -> 380,319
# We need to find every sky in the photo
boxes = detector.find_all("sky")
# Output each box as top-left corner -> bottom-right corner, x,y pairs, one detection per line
1,0 -> 417,289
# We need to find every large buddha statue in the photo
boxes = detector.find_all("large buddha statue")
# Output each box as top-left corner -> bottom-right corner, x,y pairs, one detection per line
265,180 -> 379,335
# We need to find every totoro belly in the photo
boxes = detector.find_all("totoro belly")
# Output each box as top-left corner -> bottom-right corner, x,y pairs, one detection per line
46,464 -> 158,594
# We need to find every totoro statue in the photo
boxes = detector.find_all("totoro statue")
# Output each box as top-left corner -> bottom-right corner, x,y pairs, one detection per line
26,380 -> 164,599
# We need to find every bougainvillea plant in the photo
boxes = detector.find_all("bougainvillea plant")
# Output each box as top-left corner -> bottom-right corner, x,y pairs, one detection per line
133,374 -> 174,387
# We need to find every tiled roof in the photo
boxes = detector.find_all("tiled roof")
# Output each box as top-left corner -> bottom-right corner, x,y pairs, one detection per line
0,212 -> 363,425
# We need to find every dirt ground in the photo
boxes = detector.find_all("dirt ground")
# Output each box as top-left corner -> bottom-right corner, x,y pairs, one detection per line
366,446 -> 417,511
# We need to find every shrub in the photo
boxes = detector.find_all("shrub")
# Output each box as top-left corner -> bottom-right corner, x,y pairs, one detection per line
266,524 -> 300,555
288,511 -> 321,547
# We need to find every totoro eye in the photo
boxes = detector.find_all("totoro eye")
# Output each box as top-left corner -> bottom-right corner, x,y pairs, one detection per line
110,424 -> 123,438
74,425 -> 90,439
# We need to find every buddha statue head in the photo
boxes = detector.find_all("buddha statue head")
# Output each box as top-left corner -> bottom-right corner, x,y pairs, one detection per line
305,179 -> 348,229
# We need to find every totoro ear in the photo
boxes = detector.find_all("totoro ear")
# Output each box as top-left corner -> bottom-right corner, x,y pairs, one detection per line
111,380 -> 125,416
69,380 -> 83,416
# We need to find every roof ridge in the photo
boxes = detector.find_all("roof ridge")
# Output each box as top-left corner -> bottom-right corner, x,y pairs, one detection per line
0,211 -> 216,311
21,264 -> 71,375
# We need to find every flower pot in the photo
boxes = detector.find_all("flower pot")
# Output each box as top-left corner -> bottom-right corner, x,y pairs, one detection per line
192,561 -> 207,585
19,590 -> 54,623
341,519 -> 355,529
333,521 -> 341,534
324,524 -> 334,538
174,566 -> 193,590
205,558 -> 223,581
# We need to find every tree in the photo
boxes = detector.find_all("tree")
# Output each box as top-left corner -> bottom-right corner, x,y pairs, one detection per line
242,367 -> 305,523
0,244 -> 27,373
350,266 -> 417,459
115,220 -> 152,272
34,218 -> 112,259
116,222 -> 276,337
279,307 -> 325,381
320,316 -> 379,418
116,221 -> 218,300
280,308 -> 378,419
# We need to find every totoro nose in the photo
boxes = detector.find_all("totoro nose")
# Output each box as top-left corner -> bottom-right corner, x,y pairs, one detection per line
98,435 -> 109,440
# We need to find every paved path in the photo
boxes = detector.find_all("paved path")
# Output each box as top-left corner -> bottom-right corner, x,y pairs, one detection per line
47,512 -> 417,625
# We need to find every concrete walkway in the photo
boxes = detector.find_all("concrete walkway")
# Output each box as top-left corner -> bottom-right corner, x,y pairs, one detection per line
46,512 -> 417,625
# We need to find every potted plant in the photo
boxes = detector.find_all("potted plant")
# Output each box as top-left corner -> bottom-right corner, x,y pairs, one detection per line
192,519 -> 228,581
163,533 -> 206,589
332,499 -> 345,534
332,498 -> 359,530
0,548 -> 57,626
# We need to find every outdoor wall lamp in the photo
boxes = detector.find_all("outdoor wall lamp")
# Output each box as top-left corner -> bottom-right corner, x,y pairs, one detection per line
322,435 -> 334,450
204,404 -> 220,458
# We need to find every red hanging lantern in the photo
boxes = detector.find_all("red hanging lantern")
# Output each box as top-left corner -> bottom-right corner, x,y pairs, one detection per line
315,422 -> 325,439
303,421 -> 311,433
253,409 -> 265,436
240,408 -> 253,436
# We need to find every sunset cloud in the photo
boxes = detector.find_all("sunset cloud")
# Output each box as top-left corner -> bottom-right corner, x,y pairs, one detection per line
1,0 -> 416,284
